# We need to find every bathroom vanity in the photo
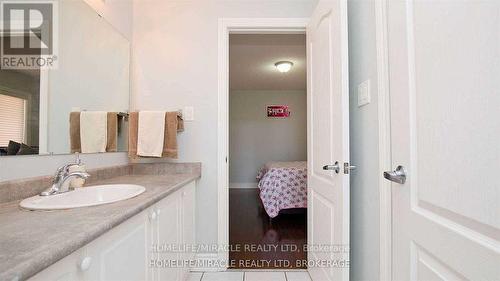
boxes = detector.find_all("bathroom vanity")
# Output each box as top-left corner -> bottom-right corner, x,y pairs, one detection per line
30,181 -> 195,281
0,163 -> 200,281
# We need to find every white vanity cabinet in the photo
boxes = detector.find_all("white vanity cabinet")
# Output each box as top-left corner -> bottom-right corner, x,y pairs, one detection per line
154,188 -> 182,281
82,210 -> 151,280
28,247 -> 87,281
29,181 -> 196,281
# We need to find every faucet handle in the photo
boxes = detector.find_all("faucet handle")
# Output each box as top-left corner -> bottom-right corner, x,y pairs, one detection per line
54,161 -> 81,179
52,154 -> 85,184
75,152 -> 82,166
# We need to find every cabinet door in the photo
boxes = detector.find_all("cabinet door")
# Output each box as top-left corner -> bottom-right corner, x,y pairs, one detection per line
29,248 -> 86,281
180,182 -> 196,281
155,191 -> 181,281
84,211 -> 151,281
181,182 -> 196,248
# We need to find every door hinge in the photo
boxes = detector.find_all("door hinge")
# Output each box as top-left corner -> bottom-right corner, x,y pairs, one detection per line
344,162 -> 357,174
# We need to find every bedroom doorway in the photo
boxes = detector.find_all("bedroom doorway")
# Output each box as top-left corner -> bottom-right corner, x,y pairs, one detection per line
227,33 -> 308,269
219,9 -> 350,280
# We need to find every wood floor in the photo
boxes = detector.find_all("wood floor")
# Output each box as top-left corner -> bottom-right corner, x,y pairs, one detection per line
229,188 -> 307,269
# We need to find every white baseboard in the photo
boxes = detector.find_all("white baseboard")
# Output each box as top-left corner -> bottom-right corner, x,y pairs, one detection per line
190,253 -> 226,272
229,182 -> 258,189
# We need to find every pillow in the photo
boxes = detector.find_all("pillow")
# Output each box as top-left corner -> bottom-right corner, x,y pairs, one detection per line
7,140 -> 21,155
17,143 -> 36,155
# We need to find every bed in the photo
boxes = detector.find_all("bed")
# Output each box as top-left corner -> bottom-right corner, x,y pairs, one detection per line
256,161 -> 307,218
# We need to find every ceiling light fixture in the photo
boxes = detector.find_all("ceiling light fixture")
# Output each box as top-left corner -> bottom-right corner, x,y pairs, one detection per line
274,61 -> 293,73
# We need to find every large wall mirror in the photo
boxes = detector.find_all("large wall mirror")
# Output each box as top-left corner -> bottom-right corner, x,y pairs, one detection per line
0,0 -> 130,156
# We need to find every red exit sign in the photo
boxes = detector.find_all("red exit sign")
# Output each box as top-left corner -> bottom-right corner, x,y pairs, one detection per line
267,105 -> 290,118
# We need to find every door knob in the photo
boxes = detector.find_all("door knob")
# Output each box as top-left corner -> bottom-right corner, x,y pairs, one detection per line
323,161 -> 340,174
79,257 -> 92,271
383,166 -> 407,184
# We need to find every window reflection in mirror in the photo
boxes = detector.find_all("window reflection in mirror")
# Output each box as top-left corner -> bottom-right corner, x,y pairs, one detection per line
0,64 -> 40,156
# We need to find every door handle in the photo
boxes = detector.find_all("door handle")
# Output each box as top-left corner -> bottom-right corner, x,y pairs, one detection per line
323,161 -> 340,174
383,166 -> 407,184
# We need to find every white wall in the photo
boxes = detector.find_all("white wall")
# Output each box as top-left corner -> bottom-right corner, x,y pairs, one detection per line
229,90 -> 307,186
132,0 -> 317,247
348,0 -> 380,280
0,0 -> 133,182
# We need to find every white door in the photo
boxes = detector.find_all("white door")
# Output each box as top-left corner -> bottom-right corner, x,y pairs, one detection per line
306,0 -> 350,280
386,0 -> 500,280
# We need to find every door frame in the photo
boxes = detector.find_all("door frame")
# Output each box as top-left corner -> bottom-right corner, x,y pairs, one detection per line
217,17 -> 309,268
375,0 -> 393,279
216,12 -> 393,278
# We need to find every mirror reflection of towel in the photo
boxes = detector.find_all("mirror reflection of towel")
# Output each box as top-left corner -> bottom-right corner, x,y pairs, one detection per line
128,112 -> 139,158
80,111 -> 107,153
106,112 -> 118,152
70,112 -> 81,153
70,112 -> 118,153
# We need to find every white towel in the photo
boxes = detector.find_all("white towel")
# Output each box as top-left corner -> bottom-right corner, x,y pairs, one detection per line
80,111 -> 107,153
137,111 -> 165,157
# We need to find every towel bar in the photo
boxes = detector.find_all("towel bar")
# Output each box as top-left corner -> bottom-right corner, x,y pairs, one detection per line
117,110 -> 183,119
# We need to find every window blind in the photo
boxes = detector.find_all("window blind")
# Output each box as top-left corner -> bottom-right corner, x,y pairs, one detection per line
0,93 -> 26,147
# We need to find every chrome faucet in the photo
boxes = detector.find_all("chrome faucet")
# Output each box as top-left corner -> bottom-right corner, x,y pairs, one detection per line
40,158 -> 90,196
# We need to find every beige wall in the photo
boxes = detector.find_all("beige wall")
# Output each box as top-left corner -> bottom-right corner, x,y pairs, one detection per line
229,90 -> 307,186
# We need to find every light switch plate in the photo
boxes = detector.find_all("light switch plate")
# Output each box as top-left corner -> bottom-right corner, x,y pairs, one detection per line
357,79 -> 371,107
183,106 -> 194,121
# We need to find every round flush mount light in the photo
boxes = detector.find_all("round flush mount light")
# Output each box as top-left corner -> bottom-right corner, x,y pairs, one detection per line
274,61 -> 294,73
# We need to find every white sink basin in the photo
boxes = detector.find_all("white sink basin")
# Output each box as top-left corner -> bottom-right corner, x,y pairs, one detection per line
20,184 -> 146,210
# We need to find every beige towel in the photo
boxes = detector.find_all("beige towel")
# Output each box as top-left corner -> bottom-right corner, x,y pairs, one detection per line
137,111 -> 165,157
80,111 -> 107,153
106,112 -> 118,152
163,111 -> 179,158
128,111 -> 183,159
128,112 -> 139,158
70,112 -> 81,153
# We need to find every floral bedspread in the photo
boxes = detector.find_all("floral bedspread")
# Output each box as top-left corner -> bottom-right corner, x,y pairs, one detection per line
256,161 -> 307,218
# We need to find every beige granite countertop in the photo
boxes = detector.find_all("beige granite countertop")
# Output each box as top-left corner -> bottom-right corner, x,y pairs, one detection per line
0,172 -> 200,281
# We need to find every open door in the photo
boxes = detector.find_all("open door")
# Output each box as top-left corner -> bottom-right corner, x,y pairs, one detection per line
306,0 -> 350,280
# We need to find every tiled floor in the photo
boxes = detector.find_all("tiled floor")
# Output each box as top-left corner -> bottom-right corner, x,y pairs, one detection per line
187,271 -> 312,281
